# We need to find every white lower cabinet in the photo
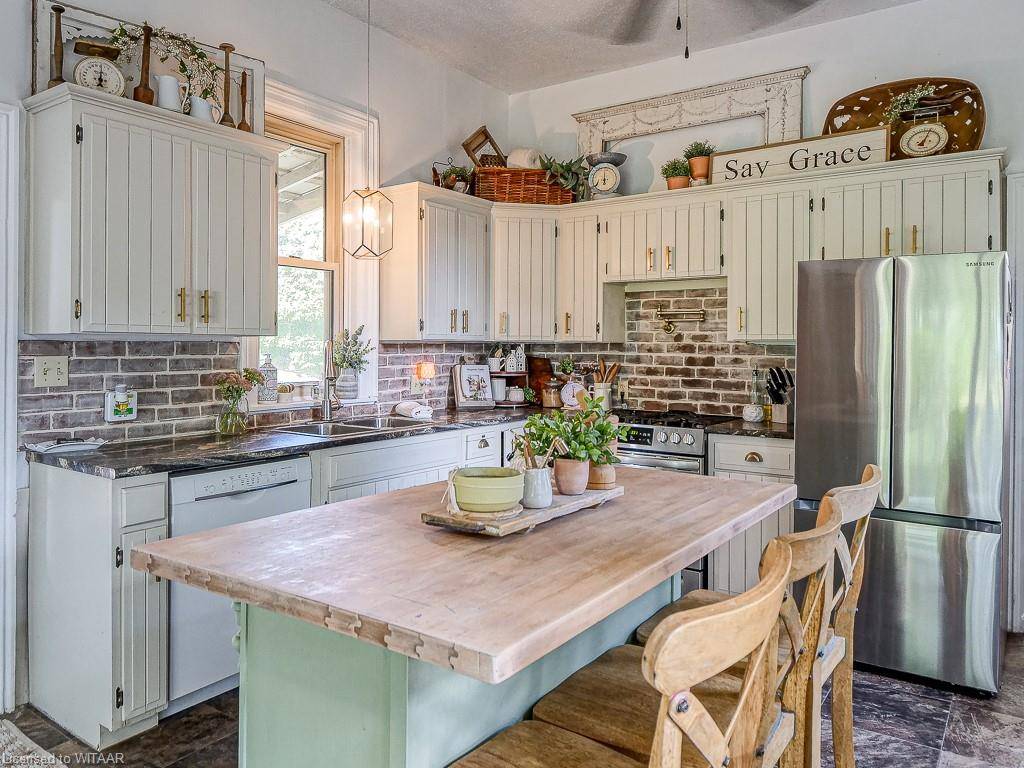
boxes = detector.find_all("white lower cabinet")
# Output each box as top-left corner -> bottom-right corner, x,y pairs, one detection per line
707,435 -> 795,595
29,467 -> 170,749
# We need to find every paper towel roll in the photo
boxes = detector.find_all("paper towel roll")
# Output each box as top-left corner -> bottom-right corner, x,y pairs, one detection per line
507,148 -> 542,169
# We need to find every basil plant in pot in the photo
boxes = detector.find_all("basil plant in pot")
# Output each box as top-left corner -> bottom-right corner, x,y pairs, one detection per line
661,157 -> 691,190
332,325 -> 374,401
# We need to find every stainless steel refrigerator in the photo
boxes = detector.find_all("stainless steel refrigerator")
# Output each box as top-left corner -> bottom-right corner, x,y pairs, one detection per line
795,252 -> 1012,692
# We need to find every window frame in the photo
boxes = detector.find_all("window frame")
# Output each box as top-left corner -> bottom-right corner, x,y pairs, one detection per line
245,115 -> 345,404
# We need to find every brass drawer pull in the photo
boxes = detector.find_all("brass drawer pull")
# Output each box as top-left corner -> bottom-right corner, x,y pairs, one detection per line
911,224 -> 919,254
646,247 -> 654,272
744,451 -> 764,463
664,245 -> 672,271
565,312 -> 572,334
499,311 -> 507,335
737,307 -> 744,332
200,290 -> 210,324
177,287 -> 186,322
462,309 -> 469,334
450,308 -> 457,333
884,227 -> 891,256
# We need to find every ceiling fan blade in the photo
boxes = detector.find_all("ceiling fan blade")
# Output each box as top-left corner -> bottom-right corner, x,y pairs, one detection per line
571,0 -> 668,45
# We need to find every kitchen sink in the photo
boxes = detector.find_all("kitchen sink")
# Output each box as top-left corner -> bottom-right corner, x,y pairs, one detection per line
343,416 -> 434,430
275,422 -> 376,438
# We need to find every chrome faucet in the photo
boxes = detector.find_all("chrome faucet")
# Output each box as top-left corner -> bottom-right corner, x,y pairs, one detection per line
321,339 -> 339,420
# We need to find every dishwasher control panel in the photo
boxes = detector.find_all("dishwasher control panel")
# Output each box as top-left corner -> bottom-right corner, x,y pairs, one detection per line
171,457 -> 313,504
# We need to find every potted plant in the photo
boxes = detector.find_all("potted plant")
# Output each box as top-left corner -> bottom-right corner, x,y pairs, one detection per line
440,165 -> 473,193
578,394 -> 627,489
684,140 -> 717,182
213,368 -> 264,435
539,154 -> 589,201
333,325 -> 374,400
661,157 -> 691,190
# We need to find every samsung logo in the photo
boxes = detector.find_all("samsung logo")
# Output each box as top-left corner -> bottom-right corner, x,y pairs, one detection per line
965,261 -> 995,267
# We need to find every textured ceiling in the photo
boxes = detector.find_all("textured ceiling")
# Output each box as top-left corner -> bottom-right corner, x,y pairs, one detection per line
321,0 -> 918,92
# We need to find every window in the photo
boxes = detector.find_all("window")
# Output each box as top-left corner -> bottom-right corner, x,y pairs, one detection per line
257,117 -> 344,384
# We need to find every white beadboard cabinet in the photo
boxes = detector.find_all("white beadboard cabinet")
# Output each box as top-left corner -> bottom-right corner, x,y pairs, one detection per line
24,84 -> 281,336
378,183 -> 490,341
707,434 -> 795,595
491,207 -> 557,341
556,213 -> 625,342
29,465 -> 170,748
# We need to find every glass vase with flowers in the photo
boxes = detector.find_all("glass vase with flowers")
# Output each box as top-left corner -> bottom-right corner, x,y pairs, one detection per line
213,368 -> 265,435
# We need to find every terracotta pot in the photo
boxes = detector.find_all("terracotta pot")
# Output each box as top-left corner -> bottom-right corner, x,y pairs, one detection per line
666,175 -> 691,190
587,462 -> 616,490
553,458 -> 590,496
689,155 -> 710,180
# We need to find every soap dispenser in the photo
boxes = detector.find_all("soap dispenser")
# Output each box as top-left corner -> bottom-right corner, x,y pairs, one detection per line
104,384 -> 138,422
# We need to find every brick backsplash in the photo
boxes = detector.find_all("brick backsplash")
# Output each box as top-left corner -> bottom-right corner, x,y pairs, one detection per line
15,287 -> 793,446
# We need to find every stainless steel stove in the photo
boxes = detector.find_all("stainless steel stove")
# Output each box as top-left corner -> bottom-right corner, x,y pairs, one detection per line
612,409 -> 732,474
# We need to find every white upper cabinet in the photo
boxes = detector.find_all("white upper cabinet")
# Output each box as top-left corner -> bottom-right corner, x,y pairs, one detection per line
661,198 -> 724,278
556,213 -> 625,343
24,84 -> 282,336
378,183 -> 491,341
820,178 -> 902,260
492,210 -> 557,341
900,168 -> 996,255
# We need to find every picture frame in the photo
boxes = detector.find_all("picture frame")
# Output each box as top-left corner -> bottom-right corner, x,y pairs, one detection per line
452,364 -> 495,409
32,0 -> 267,134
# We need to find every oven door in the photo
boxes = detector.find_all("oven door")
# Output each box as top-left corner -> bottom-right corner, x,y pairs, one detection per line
616,451 -> 703,474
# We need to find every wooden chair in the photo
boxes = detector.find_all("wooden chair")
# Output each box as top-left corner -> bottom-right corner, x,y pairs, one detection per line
452,539 -> 794,768
531,507 -> 841,768
634,464 -> 881,768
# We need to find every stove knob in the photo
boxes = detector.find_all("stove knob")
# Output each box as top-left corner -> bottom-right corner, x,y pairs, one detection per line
682,434 -> 696,446
669,433 -> 682,445
657,431 -> 669,443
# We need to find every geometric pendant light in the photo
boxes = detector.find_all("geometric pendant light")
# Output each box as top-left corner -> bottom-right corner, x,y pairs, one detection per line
343,0 -> 393,260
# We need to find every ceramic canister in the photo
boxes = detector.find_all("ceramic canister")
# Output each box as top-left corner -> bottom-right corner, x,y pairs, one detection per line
491,378 -> 507,401
522,467 -> 553,509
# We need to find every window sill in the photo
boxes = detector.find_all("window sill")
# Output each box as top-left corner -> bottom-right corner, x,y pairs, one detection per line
246,397 -> 379,414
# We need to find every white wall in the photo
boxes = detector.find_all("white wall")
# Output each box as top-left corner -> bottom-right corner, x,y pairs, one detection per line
0,0 -> 508,184
507,0 -> 1024,189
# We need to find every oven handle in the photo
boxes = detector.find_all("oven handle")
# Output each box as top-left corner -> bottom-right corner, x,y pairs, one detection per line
617,454 -> 703,473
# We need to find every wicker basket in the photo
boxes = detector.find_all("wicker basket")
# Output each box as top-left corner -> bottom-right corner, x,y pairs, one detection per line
473,167 -> 574,205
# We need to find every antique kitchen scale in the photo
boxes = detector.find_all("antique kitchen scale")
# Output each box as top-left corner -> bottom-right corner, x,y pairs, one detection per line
586,151 -> 627,199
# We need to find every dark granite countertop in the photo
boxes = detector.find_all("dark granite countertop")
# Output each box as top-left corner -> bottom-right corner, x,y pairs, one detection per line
706,418 -> 795,441
24,408 -> 541,480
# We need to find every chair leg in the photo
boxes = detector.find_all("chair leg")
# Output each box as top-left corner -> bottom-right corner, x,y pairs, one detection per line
804,659 -> 823,768
830,630 -> 856,768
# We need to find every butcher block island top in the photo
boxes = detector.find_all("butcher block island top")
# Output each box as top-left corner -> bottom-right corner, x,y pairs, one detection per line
132,467 -> 795,684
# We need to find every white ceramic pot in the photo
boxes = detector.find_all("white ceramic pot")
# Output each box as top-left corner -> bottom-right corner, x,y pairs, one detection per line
188,95 -> 222,123
491,378 -> 507,401
154,75 -> 186,111
522,467 -> 553,509
742,403 -> 765,423
487,357 -> 504,373
506,386 -> 525,404
336,368 -> 359,400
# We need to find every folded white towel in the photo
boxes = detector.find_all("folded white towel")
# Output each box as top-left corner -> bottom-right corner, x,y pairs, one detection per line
507,148 -> 542,169
394,400 -> 434,419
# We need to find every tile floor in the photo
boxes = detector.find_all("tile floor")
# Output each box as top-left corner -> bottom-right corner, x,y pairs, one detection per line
9,636 -> 1024,767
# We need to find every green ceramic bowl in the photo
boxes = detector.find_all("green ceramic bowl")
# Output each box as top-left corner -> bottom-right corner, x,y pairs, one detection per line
452,467 -> 524,513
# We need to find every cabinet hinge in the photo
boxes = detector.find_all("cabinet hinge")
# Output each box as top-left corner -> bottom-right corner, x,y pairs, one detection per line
74,299 -> 82,319
554,322 -> 558,335
418,318 -> 424,332
720,253 -> 725,268
554,225 -> 559,237
115,687 -> 123,709
114,546 -> 123,568
809,198 -> 814,212
720,208 -> 725,222
821,246 -> 826,259
418,207 -> 424,221
274,172 -> 278,187
75,124 -> 83,144
989,235 -> 994,249
821,197 -> 826,211
596,221 -> 601,234
596,322 -> 601,334
604,263 -> 608,274
989,179 -> 994,195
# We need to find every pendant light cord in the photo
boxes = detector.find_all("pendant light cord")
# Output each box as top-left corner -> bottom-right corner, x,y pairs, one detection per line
366,0 -> 371,188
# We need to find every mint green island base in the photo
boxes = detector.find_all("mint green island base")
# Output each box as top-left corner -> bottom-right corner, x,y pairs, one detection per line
237,581 -> 673,767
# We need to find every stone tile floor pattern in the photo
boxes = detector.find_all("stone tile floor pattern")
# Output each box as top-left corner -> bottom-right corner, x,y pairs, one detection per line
9,635 -> 1024,767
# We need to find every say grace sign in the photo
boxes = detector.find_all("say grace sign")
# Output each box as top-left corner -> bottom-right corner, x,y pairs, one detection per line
709,126 -> 890,185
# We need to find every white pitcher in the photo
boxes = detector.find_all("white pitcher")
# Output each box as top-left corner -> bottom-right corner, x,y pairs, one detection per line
188,95 -> 222,123
154,75 -> 186,112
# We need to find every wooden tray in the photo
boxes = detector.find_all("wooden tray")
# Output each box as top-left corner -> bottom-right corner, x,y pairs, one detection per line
422,485 -> 624,537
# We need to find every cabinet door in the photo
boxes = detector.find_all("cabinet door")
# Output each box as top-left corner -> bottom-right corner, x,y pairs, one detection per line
629,207 -> 661,279
492,216 -> 556,341
457,209 -> 488,339
557,215 -> 599,341
421,201 -> 460,338
327,464 -> 460,502
728,187 -> 811,341
709,472 -> 794,594
662,199 -> 723,278
191,142 -> 276,335
119,526 -> 168,722
600,212 -> 623,281
79,112 -> 189,333
821,180 -> 901,260
902,170 -> 993,256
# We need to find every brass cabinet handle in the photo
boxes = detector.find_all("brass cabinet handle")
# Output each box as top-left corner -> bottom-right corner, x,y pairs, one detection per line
884,227 -> 892,256
462,309 -> 469,334
911,224 -> 919,254
737,307 -> 744,332
664,245 -> 672,271
565,312 -> 572,334
450,308 -> 457,333
177,287 -> 186,322
744,451 -> 764,463
478,437 -> 489,449
646,247 -> 654,272
200,290 -> 210,324
499,311 -> 507,336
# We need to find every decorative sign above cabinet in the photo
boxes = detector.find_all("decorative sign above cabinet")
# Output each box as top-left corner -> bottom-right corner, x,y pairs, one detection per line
710,127 -> 890,185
